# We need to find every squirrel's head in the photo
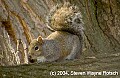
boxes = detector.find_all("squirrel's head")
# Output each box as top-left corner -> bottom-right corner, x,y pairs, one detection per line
28,36 -> 43,63
46,2 -> 84,31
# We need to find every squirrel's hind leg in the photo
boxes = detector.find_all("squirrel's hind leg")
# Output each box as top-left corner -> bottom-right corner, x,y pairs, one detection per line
65,35 -> 80,60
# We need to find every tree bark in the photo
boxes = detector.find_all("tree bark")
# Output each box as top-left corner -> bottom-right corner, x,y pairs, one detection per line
0,0 -> 120,77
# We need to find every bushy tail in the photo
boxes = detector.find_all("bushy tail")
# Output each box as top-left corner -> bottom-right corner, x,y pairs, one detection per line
46,2 -> 84,57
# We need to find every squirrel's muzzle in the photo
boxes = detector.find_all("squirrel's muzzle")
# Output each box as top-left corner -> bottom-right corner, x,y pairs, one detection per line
28,55 -> 37,63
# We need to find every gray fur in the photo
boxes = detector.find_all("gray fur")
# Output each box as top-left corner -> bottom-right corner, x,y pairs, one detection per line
28,3 -> 84,63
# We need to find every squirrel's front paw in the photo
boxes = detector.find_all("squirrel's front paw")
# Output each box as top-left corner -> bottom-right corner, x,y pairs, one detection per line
37,56 -> 46,63
65,55 -> 74,60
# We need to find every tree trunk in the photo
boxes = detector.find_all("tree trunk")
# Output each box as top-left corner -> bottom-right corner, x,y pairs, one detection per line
0,0 -> 120,77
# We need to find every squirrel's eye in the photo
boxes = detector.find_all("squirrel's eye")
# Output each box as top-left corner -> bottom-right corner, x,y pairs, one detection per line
34,46 -> 39,51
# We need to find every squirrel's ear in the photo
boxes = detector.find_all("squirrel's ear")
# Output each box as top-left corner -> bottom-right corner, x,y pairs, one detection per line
37,36 -> 43,43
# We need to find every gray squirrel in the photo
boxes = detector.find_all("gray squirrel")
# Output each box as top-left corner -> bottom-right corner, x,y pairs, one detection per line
28,2 -> 84,63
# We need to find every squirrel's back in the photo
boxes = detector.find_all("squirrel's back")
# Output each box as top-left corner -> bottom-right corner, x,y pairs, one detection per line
47,31 -> 78,59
